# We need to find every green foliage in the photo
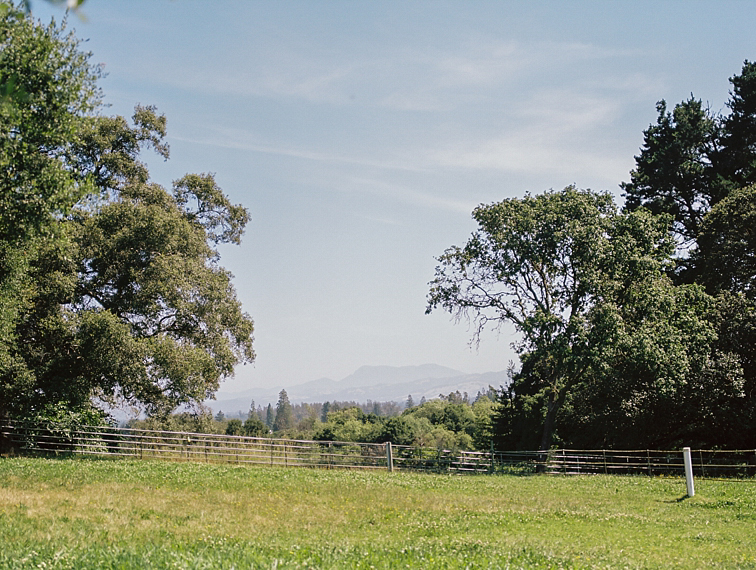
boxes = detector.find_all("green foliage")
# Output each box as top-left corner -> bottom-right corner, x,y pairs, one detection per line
0,11 -> 254,421
408,397 -> 473,433
174,173 -> 249,246
242,415 -> 268,437
470,395 -> 495,450
697,184 -> 756,298
320,401 -> 330,422
0,5 -> 100,244
433,177 -> 755,450
225,418 -> 243,436
623,60 -> 756,283
615,61 -> 756,448
429,187 -> 675,450
0,6 -> 100,417
555,280 -> 747,448
375,415 -> 418,445
1,401 -> 108,453
719,60 -> 756,191
621,98 -> 719,245
128,410 -> 218,434
313,406 -> 380,443
307,395 -> 496,451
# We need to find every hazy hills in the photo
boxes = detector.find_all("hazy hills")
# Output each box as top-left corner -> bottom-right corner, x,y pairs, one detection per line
206,364 -> 509,415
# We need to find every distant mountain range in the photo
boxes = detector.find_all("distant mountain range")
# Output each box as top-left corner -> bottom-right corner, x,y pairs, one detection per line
205,364 -> 510,415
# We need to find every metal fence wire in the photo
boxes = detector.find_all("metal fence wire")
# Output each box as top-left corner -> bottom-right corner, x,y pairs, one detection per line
1,422 -> 754,478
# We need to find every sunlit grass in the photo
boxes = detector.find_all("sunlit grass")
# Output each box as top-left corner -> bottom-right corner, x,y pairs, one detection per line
0,457 -> 754,568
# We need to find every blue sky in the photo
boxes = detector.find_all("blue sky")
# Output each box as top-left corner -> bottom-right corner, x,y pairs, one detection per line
31,1 -> 756,392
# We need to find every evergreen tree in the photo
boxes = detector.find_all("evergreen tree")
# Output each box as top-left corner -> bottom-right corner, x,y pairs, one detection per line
321,401 -> 330,422
272,389 -> 293,432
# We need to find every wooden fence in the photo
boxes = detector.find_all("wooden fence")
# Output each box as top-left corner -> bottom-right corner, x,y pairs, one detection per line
1,422 -> 754,478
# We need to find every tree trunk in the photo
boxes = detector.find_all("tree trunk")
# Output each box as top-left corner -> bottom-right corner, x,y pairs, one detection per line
539,390 -> 557,452
535,391 -> 559,472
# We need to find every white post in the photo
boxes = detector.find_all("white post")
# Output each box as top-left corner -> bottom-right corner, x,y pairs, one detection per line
386,441 -> 393,472
683,447 -> 695,497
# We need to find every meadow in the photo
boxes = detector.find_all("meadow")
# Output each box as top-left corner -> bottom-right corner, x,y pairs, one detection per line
0,457 -> 754,569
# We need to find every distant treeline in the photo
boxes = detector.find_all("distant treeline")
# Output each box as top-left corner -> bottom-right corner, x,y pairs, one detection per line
127,388 -> 500,452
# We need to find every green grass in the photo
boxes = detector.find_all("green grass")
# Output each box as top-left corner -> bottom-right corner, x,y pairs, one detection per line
0,457 -> 754,568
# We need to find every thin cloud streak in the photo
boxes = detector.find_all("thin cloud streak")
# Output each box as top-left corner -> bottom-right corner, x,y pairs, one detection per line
171,133 -> 434,174
343,176 -> 475,215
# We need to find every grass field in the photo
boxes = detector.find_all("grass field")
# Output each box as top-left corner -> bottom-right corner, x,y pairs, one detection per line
0,457 -> 754,569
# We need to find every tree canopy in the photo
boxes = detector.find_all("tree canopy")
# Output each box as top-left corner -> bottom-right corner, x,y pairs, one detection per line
428,187 -> 675,450
0,8 -> 253,422
622,60 -> 756,284
696,184 -> 756,298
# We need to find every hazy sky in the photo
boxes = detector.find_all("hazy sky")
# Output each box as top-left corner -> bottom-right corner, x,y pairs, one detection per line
31,1 -> 756,392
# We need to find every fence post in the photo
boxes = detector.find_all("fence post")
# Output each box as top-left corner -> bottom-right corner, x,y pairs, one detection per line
683,447 -> 695,497
386,442 -> 393,472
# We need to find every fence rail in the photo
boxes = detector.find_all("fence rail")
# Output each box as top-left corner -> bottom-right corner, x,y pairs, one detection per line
1,422 -> 754,478
544,448 -> 756,478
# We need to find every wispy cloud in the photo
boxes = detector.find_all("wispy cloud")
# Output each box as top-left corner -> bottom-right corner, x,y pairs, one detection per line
174,124 -> 476,213
430,133 -> 631,183
125,30 -> 647,114
171,130 -> 433,174
343,175 -> 475,214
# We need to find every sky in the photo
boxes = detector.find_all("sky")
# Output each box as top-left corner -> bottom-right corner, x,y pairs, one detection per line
30,0 -> 756,393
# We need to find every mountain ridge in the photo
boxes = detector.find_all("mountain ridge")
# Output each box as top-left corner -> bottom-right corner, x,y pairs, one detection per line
206,364 -> 509,415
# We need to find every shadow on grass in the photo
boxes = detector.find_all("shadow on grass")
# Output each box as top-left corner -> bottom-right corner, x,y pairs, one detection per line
661,494 -> 692,503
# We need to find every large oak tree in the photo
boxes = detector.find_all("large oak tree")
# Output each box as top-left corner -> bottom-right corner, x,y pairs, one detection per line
0,7 -> 254,421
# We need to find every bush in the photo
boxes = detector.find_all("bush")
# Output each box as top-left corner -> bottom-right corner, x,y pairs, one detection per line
225,419 -> 243,436
243,416 -> 268,437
